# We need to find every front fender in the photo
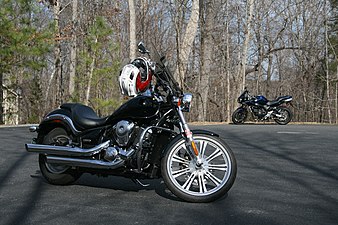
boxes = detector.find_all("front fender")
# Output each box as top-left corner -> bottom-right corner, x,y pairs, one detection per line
191,129 -> 219,137
160,129 -> 219,159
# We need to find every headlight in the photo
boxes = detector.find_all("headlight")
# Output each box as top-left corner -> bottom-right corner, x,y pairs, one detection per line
181,93 -> 193,112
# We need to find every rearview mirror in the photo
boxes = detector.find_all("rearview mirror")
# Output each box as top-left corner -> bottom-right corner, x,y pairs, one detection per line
137,42 -> 149,54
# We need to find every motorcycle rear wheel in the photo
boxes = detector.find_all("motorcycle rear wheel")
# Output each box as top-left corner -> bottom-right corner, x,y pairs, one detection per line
161,134 -> 237,203
274,107 -> 292,125
38,128 -> 81,185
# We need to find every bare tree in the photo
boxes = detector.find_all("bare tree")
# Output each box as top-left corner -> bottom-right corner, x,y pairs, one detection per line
128,0 -> 136,60
198,0 -> 214,121
226,0 -> 231,123
0,74 -> 3,124
69,0 -> 78,98
45,0 -> 62,108
238,0 -> 255,93
174,0 -> 200,86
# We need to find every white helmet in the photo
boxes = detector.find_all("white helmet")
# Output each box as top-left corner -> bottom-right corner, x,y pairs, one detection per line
119,64 -> 140,97
119,57 -> 153,97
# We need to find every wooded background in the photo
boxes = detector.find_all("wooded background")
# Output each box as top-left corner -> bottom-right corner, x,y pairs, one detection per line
1,0 -> 338,124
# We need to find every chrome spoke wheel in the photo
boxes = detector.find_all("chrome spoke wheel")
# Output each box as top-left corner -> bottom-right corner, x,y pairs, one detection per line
165,135 -> 233,198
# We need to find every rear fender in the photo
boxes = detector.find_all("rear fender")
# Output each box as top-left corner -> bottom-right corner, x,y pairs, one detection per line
38,109 -> 81,138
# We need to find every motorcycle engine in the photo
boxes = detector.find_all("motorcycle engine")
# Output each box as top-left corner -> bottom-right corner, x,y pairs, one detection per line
113,120 -> 135,147
252,106 -> 267,119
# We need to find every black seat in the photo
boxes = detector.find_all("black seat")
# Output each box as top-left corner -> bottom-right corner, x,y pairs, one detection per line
267,99 -> 280,107
60,103 -> 108,130
267,95 -> 292,107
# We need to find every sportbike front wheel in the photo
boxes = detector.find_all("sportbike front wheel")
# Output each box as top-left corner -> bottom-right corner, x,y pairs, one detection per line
161,134 -> 237,203
232,108 -> 247,124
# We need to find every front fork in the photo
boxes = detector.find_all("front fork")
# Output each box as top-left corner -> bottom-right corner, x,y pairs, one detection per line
176,107 -> 202,165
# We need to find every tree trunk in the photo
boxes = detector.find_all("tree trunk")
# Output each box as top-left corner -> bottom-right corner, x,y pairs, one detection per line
336,65 -> 338,124
174,0 -> 199,87
226,4 -> 231,124
48,0 -> 62,108
69,0 -> 78,98
0,72 -> 3,124
325,11 -> 332,123
85,37 -> 98,105
198,0 -> 214,122
128,0 -> 136,60
238,0 -> 254,93
265,54 -> 273,97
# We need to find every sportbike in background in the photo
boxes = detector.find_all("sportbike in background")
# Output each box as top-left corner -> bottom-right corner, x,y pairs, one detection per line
232,88 -> 293,125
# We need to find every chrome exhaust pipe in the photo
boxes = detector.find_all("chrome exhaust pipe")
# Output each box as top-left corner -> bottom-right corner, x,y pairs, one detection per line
46,156 -> 124,169
25,141 -> 110,157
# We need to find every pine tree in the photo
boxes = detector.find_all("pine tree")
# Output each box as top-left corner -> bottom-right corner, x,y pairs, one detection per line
0,0 -> 52,124
75,16 -> 121,116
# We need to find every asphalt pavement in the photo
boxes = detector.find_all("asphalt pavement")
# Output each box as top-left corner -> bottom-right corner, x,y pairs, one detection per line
0,124 -> 337,225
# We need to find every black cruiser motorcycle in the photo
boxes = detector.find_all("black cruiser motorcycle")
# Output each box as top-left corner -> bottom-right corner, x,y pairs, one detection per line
232,88 -> 293,125
25,42 -> 237,203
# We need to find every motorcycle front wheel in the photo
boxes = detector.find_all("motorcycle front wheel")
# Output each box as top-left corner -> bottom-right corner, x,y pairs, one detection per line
232,107 -> 247,124
161,134 -> 237,203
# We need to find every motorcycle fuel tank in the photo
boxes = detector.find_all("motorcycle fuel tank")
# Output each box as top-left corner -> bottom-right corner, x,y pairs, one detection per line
106,96 -> 159,124
255,95 -> 268,105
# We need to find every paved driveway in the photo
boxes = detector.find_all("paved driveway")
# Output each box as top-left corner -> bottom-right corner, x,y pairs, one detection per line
0,125 -> 337,225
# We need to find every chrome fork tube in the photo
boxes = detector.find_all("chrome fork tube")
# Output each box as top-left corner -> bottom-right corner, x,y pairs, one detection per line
176,107 -> 200,163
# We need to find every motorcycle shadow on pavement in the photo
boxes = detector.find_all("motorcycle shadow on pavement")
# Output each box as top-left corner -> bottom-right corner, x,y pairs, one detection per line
230,122 -> 278,125
77,174 -> 189,202
74,174 -> 230,202
31,170 -> 186,202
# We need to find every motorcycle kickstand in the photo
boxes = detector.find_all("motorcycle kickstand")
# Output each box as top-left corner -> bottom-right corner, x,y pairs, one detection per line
132,178 -> 150,187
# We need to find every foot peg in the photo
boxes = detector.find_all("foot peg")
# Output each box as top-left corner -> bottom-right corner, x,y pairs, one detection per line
119,149 -> 135,159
